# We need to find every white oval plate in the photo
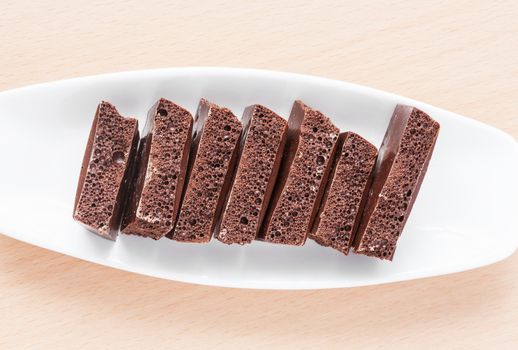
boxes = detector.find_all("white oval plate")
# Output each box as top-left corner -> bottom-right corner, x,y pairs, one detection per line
1,68 -> 517,289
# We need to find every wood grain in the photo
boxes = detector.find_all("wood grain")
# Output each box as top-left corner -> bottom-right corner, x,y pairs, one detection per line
1,1 -> 517,349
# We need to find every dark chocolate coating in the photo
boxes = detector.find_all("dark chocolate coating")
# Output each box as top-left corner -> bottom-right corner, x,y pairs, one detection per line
216,105 -> 288,245
171,99 -> 242,243
311,132 -> 378,255
353,105 -> 440,260
73,101 -> 139,240
260,101 -> 340,245
121,99 -> 193,239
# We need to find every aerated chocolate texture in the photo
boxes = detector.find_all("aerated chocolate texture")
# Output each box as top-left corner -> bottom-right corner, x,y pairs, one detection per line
217,105 -> 288,245
73,101 -> 139,240
121,99 -> 193,239
354,105 -> 440,260
261,101 -> 340,245
171,99 -> 242,243
311,132 -> 378,255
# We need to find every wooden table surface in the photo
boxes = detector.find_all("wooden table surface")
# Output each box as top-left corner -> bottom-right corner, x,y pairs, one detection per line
1,1 -> 517,349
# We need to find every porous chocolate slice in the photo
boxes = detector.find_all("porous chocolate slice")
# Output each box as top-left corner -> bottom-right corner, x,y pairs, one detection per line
310,132 -> 378,255
73,101 -> 139,240
121,99 -> 193,239
171,99 -> 242,243
261,101 -> 340,245
216,105 -> 288,245
354,105 -> 440,260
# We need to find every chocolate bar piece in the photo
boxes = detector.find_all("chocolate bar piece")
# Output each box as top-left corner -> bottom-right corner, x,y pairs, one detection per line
310,132 -> 378,254
216,105 -> 288,245
121,99 -> 193,239
73,101 -> 139,240
261,101 -> 340,245
354,105 -> 440,260
171,99 -> 242,243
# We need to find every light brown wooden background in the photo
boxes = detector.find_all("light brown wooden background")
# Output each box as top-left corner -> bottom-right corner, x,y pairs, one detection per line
1,1 -> 517,349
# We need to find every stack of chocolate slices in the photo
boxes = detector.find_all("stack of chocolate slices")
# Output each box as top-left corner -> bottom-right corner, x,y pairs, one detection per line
74,99 -> 439,260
